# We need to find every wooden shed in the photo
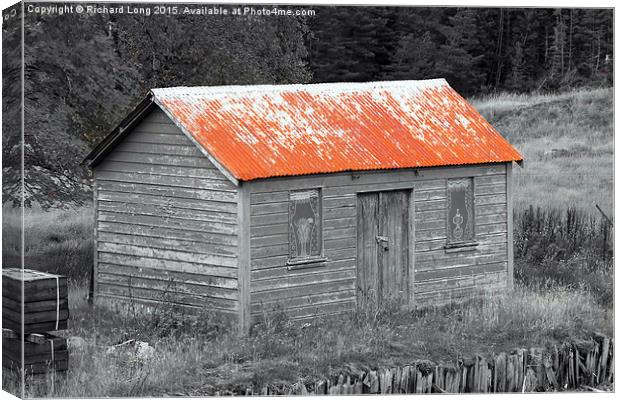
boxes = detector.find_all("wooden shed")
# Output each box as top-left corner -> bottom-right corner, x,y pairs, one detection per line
84,79 -> 523,331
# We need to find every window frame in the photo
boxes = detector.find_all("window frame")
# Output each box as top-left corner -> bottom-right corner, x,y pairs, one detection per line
444,177 -> 478,251
286,187 -> 327,269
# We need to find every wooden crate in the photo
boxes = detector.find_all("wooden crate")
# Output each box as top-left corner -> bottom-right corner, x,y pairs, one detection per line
2,333 -> 68,375
2,268 -> 69,333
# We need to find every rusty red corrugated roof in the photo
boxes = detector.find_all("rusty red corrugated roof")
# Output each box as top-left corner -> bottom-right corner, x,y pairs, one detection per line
151,79 -> 522,182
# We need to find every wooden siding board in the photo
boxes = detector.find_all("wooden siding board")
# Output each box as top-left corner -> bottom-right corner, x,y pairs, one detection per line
250,233 -> 289,248
416,252 -> 508,272
113,141 -> 205,157
323,217 -> 356,231
252,278 -> 356,303
97,191 -> 236,214
122,131 -> 193,145
415,262 -> 508,282
94,107 -> 240,314
96,293 -> 238,315
97,284 -> 236,311
251,289 -> 356,314
97,252 -> 238,279
127,123 -> 186,135
252,255 -> 289,270
416,232 -> 507,253
97,242 -> 237,267
251,223 -> 288,238
97,170 -> 235,191
98,263 -> 237,290
475,194 -> 507,206
477,203 -> 507,216
251,212 -> 288,227
98,201 -> 237,224
97,180 -> 237,202
252,268 -> 356,294
97,211 -> 237,235
103,151 -> 219,168
416,243 -> 508,264
271,300 -> 356,320
251,258 -> 355,281
250,191 -> 288,205
416,213 -> 507,232
415,271 -> 507,295
98,221 -> 238,247
97,161 -> 227,180
324,206 -> 356,220
97,271 -> 238,302
325,247 -> 357,260
475,182 -> 507,196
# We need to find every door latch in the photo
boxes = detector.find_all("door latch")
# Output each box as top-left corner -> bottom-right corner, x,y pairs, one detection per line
376,235 -> 389,250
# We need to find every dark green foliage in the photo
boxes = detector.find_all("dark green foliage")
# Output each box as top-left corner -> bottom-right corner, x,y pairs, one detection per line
308,7 -> 613,94
2,5 -> 24,207
307,6 -> 389,82
514,207 -> 613,307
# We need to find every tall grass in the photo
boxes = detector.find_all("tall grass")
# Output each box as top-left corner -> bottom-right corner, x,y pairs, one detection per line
514,207 -> 613,307
12,282 -> 611,397
2,205 -> 93,283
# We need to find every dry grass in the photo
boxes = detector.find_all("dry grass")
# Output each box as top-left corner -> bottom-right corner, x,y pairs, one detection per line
7,283 -> 612,397
472,87 -> 613,214
2,205 -> 93,283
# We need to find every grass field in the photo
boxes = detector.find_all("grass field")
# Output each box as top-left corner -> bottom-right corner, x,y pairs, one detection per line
472,87 -> 613,214
2,87 -> 614,396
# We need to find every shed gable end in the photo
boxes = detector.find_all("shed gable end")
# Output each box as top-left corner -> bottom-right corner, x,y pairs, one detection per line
92,107 -> 240,314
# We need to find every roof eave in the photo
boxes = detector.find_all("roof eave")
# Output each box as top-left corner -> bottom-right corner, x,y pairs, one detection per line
82,94 -> 156,168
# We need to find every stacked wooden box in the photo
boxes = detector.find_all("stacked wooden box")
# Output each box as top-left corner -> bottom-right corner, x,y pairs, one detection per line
2,268 -> 69,375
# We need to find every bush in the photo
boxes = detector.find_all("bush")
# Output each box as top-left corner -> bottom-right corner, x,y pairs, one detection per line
514,206 -> 613,307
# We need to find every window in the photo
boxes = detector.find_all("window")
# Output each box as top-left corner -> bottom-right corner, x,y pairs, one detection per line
288,189 -> 323,265
446,178 -> 475,246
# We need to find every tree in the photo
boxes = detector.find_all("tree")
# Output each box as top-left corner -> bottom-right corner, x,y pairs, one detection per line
435,8 -> 486,95
9,11 -> 312,207
2,4 -> 23,207
308,6 -> 388,82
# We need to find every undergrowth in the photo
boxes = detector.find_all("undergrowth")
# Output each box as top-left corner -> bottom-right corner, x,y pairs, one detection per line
514,206 -> 613,307
11,282 -> 611,398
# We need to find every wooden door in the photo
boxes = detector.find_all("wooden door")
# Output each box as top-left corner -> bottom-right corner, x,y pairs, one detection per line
356,190 -> 411,308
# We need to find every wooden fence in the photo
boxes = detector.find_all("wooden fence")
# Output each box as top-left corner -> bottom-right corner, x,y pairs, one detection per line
247,334 -> 613,395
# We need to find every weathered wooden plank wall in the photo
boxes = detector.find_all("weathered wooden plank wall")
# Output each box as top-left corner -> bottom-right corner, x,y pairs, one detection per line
247,163 -> 509,319
415,170 -> 508,304
93,108 -> 239,314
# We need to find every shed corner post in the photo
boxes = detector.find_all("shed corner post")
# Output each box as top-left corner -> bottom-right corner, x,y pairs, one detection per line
237,181 -> 251,335
90,170 -> 98,305
506,162 -> 514,291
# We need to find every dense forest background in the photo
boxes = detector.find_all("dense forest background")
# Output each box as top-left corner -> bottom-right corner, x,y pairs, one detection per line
1,5 -> 614,207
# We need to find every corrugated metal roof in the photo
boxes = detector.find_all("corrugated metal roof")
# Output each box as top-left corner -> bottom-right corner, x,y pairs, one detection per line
151,79 -> 522,182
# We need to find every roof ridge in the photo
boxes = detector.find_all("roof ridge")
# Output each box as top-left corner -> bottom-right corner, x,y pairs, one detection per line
151,78 -> 449,98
